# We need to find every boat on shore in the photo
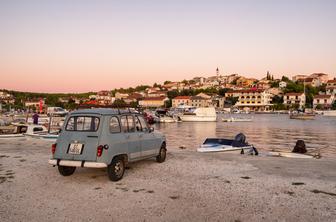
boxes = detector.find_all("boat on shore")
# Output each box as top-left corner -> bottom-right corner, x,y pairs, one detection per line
0,123 -> 27,138
24,124 -> 59,140
197,133 -> 258,154
179,107 -> 217,122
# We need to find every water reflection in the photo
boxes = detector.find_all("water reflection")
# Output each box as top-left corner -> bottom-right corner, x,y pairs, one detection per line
155,114 -> 336,156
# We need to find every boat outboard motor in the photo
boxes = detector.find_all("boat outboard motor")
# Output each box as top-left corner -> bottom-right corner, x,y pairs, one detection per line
292,140 -> 307,154
234,133 -> 246,144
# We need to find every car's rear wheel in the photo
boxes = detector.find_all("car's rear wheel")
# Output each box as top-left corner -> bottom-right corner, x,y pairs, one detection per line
108,157 -> 125,181
156,143 -> 166,163
58,166 -> 76,176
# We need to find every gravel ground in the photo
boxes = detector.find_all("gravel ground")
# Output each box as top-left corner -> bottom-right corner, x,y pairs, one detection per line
0,138 -> 335,222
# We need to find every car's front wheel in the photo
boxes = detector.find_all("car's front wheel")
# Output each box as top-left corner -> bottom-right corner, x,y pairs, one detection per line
108,157 -> 125,181
156,143 -> 166,163
58,166 -> 76,176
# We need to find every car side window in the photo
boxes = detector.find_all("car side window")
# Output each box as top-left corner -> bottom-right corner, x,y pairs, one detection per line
135,116 -> 142,132
109,116 -> 121,133
127,115 -> 135,132
138,116 -> 149,132
120,116 -> 128,133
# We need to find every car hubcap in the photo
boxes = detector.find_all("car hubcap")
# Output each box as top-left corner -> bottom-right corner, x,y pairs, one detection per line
114,161 -> 123,177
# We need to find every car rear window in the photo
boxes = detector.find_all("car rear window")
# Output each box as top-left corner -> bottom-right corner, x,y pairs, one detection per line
66,116 -> 100,131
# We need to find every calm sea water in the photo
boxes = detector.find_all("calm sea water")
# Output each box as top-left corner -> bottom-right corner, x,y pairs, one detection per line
155,114 -> 336,157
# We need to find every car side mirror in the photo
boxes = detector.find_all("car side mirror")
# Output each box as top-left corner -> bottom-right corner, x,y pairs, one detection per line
149,127 -> 154,133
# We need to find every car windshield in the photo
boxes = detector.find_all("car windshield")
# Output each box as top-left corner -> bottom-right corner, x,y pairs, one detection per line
65,116 -> 100,131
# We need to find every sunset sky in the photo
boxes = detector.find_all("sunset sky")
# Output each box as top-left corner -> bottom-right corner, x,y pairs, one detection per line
1,0 -> 335,93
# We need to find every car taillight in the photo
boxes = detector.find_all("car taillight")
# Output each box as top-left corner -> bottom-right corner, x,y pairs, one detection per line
52,143 -> 57,154
97,145 -> 103,157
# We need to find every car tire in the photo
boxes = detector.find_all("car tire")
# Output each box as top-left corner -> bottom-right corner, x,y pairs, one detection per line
58,166 -> 76,176
156,143 -> 166,163
108,157 -> 125,181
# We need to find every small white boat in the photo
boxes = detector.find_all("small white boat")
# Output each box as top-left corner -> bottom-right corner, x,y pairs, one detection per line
0,123 -> 27,138
322,110 -> 336,117
222,117 -> 252,122
289,113 -> 315,120
24,124 -> 59,141
267,151 -> 313,159
197,134 -> 258,154
179,107 -> 217,122
155,109 -> 177,123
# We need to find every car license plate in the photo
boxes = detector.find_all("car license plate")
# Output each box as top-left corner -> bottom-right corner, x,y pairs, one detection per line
68,143 -> 83,155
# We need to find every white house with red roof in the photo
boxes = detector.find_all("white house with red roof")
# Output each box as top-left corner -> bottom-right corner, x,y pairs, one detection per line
283,93 -> 305,108
172,96 -> 191,107
313,94 -> 334,109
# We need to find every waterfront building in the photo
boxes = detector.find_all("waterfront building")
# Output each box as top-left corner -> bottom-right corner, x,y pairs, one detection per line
138,96 -> 169,108
326,79 -> 336,95
283,93 -> 305,108
97,90 -> 115,105
172,96 -> 191,107
190,96 -> 213,107
313,95 -> 335,109
232,89 -> 273,111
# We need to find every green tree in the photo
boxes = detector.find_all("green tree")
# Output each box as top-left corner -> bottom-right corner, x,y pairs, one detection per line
226,96 -> 239,105
167,90 -> 179,99
218,88 -> 230,96
272,95 -> 283,104
332,101 -> 336,110
281,76 -> 290,82
130,101 -> 138,108
113,99 -> 127,107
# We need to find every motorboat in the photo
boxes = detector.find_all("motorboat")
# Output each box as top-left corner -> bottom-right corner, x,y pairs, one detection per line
197,133 -> 258,154
322,110 -> 336,117
222,117 -> 252,122
289,113 -> 315,120
179,107 -> 217,122
24,124 -> 59,140
155,109 -> 177,123
0,123 -> 27,138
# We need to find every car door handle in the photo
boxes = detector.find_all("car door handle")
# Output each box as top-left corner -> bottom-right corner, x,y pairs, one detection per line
87,135 -> 98,138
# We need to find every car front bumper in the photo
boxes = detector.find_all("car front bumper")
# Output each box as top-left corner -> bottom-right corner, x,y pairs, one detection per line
48,159 -> 107,168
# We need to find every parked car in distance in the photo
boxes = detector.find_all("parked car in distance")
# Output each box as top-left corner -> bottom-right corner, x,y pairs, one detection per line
48,108 -> 167,181
47,107 -> 68,117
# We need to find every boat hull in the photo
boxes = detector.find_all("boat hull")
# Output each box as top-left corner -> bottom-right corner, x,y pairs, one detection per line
268,151 -> 313,159
180,116 -> 217,122
197,144 -> 253,153
323,110 -> 336,116
0,134 -> 25,138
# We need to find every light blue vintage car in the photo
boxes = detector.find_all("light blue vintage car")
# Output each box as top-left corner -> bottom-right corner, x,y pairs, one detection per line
48,109 -> 166,181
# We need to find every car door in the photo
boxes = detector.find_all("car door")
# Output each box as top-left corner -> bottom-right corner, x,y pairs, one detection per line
136,115 -> 158,157
120,115 -> 141,160
55,115 -> 101,162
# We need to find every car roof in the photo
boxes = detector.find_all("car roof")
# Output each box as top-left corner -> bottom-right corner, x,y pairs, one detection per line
70,108 -> 140,116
